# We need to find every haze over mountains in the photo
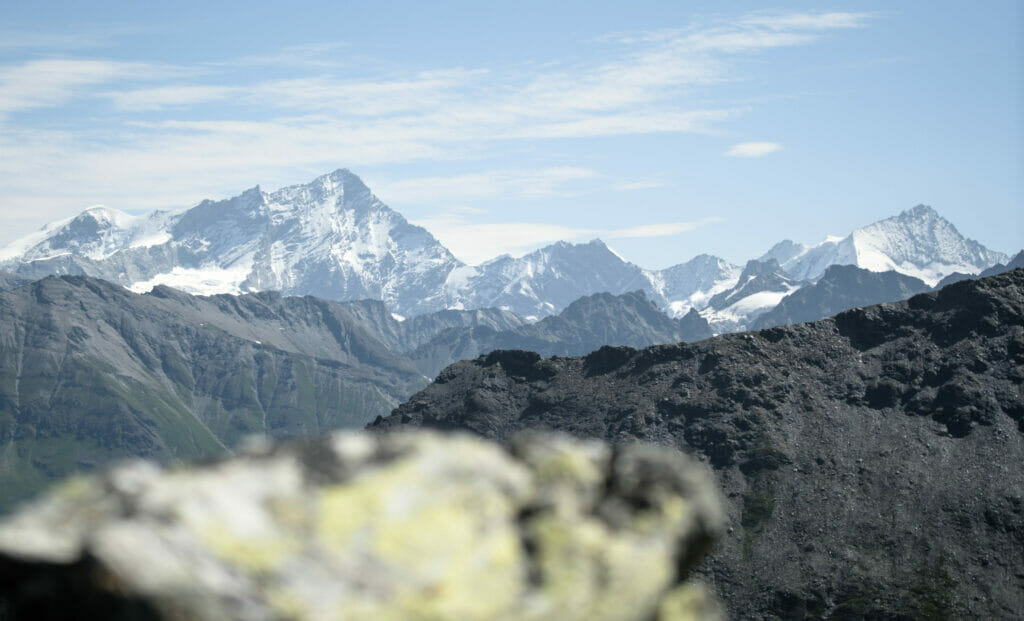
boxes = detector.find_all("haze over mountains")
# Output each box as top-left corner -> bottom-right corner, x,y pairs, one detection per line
0,169 -> 1010,332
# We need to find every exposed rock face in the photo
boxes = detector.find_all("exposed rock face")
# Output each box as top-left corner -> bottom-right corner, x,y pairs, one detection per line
0,431 -> 724,621
372,269 -> 1024,618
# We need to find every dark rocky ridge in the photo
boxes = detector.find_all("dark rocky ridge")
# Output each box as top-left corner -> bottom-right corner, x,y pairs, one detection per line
371,269 -> 1024,618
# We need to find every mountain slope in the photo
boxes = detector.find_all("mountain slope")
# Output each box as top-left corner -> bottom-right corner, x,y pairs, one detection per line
761,205 -> 1007,284
0,275 -> 431,512
335,299 -> 528,354
410,290 -> 713,377
0,273 -> 31,293
439,240 -> 653,318
935,249 -> 1024,289
698,259 -> 804,333
750,264 -> 932,330
645,254 -> 742,317
371,269 -> 1024,618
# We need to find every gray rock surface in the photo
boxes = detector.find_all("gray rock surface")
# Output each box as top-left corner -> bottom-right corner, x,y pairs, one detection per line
0,431 -> 724,621
372,269 -> 1024,618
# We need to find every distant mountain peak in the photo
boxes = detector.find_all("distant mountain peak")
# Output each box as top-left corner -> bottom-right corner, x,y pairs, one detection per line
739,258 -> 782,280
901,203 -> 938,219
761,205 -> 1005,285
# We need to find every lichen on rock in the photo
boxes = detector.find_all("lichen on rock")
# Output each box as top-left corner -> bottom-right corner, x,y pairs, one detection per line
0,430 -> 723,621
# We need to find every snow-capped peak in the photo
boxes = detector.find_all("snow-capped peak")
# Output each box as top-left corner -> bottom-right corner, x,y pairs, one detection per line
763,205 -> 1006,285
0,170 -> 462,314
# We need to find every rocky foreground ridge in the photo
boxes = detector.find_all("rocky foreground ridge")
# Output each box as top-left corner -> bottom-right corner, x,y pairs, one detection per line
0,431 -> 723,621
372,269 -> 1024,618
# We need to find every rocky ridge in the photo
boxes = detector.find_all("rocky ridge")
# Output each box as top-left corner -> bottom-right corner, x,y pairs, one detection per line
371,269 -> 1024,618
410,290 -> 713,378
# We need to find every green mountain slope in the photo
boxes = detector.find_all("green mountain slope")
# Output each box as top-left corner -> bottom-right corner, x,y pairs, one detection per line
0,275 -> 429,511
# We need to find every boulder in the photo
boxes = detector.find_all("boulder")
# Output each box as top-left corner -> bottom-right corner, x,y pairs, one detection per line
0,431 -> 723,621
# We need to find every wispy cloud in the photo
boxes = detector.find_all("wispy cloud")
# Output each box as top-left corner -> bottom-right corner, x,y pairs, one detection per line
0,10 -> 871,243
608,219 -> 721,238
612,177 -> 668,191
110,85 -> 237,111
740,12 -> 872,31
412,219 -> 600,264
0,25 -> 142,51
0,58 -> 192,116
413,211 -> 719,264
374,168 -> 598,205
725,141 -> 783,157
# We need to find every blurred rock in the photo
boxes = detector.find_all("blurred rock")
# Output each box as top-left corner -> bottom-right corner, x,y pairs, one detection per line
0,431 -> 723,621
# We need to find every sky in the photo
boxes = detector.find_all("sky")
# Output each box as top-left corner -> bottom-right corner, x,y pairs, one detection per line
0,1 -> 1021,268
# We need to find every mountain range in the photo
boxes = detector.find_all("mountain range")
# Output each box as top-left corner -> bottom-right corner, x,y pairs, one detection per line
0,274 -> 718,511
0,169 -> 1009,331
370,268 -> 1024,619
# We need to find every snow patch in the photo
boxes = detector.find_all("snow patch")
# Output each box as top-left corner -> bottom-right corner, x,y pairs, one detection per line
129,259 -> 254,296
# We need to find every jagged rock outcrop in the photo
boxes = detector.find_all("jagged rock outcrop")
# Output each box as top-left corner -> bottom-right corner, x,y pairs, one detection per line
372,269 -> 1024,618
0,431 -> 724,621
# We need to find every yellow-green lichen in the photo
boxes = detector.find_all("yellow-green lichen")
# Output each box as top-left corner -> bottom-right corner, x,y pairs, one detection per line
657,583 -> 725,621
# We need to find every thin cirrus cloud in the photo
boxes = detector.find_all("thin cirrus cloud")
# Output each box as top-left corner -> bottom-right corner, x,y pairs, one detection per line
372,168 -> 599,205
724,141 -> 783,158
0,10 -> 870,243
0,59 -> 178,114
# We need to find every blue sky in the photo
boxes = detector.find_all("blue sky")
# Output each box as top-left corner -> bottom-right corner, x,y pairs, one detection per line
1,1 -> 1021,267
